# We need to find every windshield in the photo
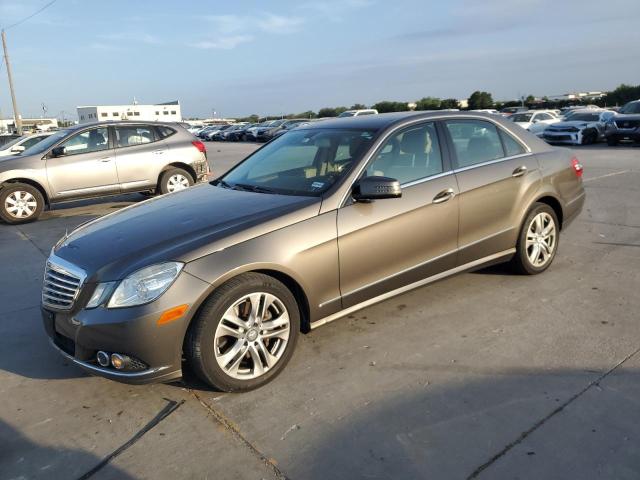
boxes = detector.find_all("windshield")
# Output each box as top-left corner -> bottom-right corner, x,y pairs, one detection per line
510,113 -> 532,122
21,129 -> 71,156
620,102 -> 640,114
218,128 -> 376,196
568,113 -> 600,122
338,111 -> 356,117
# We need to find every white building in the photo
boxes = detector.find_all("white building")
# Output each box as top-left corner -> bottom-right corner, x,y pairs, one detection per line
76,100 -> 182,124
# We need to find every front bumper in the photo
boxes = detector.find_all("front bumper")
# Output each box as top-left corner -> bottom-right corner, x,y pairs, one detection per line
42,270 -> 211,384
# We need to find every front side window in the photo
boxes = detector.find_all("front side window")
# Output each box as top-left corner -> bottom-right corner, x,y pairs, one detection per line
365,122 -> 443,184
115,126 -> 156,147
220,128 -> 376,196
59,128 -> 109,155
446,120 -> 504,168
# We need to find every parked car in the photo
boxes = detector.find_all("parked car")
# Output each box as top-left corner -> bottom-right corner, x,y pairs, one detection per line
604,99 -> 640,146
509,110 -> 561,137
0,121 -> 209,224
543,110 -> 615,145
338,109 -> 378,117
0,132 -> 52,157
41,112 -> 585,391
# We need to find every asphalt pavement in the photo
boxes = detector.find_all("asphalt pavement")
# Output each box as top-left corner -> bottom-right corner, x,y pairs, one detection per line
1,141 -> 639,480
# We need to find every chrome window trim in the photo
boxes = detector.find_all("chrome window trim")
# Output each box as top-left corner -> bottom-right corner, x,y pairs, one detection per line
337,114 -> 531,208
452,152 -> 534,174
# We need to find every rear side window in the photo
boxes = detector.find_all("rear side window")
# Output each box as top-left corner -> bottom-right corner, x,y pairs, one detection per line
500,130 -> 526,156
157,126 -> 176,139
114,126 -> 156,147
445,120 -> 504,168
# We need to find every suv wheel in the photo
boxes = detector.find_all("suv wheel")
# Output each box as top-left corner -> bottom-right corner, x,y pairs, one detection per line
511,203 -> 559,275
159,168 -> 194,194
0,183 -> 45,224
186,273 -> 299,392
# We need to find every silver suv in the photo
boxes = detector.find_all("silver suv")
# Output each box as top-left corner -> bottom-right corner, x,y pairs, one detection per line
0,121 -> 209,224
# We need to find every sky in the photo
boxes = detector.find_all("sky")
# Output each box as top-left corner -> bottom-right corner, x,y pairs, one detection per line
0,0 -> 639,119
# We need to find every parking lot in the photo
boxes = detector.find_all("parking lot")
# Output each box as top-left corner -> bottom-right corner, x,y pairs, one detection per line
1,141 -> 639,479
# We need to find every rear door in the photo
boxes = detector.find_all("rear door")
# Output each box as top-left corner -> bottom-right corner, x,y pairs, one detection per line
444,119 -> 540,265
45,126 -> 119,199
113,124 -> 168,192
337,121 -> 459,308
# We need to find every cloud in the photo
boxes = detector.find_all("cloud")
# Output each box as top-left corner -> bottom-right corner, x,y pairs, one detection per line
189,35 -> 253,50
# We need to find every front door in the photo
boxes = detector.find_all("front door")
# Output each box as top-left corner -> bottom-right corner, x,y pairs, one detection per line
45,126 -> 119,199
337,121 -> 459,308
113,125 -> 167,192
444,119 -> 541,265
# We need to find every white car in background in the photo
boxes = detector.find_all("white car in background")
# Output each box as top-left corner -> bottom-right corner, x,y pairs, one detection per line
0,132 -> 52,157
509,110 -> 560,137
543,110 -> 615,145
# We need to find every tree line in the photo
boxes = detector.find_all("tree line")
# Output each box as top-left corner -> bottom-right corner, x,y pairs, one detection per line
236,84 -> 640,122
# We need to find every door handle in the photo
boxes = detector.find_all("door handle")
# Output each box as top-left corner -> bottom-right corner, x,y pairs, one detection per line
433,188 -> 455,204
512,166 -> 528,177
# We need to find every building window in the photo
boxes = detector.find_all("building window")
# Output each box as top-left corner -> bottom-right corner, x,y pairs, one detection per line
101,112 -> 108,117
170,110 -> 176,115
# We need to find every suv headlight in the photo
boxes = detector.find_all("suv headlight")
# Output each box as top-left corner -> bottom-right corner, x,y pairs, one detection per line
107,262 -> 184,308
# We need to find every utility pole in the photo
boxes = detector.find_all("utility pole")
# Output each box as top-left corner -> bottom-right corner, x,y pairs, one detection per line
1,29 -> 22,134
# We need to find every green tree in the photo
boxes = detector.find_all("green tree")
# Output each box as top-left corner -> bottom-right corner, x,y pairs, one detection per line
440,98 -> 460,110
372,101 -> 410,113
467,91 -> 494,110
415,97 -> 441,110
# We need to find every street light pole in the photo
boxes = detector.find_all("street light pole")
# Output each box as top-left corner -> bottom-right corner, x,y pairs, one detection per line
1,29 -> 22,134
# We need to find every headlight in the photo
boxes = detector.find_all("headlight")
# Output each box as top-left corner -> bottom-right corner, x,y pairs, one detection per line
107,262 -> 184,308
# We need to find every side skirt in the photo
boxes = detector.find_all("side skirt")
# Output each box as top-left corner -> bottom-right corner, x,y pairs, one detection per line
309,248 -> 515,330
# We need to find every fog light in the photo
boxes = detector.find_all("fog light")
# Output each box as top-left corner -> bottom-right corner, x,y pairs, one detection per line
111,353 -> 128,370
97,351 -> 110,367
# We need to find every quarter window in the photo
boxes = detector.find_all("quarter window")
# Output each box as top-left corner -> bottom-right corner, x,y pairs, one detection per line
446,120 -> 504,168
115,126 -> 156,147
366,122 -> 443,184
59,128 -> 109,155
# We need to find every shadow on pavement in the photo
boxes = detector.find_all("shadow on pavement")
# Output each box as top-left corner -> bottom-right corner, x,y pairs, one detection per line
0,419 -> 137,480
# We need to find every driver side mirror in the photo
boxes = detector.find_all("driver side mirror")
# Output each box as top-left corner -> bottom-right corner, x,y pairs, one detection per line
352,176 -> 401,202
51,146 -> 66,157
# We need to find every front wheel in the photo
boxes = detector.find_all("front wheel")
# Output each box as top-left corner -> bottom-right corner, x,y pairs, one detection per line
510,203 -> 559,275
159,168 -> 194,194
0,183 -> 45,224
186,273 -> 300,392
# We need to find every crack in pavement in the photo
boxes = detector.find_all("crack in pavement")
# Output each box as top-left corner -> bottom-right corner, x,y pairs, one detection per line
466,346 -> 640,479
190,390 -> 289,480
76,399 -> 184,480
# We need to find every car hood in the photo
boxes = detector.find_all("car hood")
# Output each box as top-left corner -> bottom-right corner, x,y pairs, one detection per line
53,184 -> 320,281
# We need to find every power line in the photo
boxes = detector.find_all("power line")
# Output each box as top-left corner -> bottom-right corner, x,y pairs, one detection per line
3,0 -> 59,31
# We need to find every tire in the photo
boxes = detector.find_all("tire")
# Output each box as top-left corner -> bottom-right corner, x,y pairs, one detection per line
607,136 -> 618,146
186,273 -> 300,392
510,203 -> 559,275
0,182 -> 45,224
159,168 -> 194,195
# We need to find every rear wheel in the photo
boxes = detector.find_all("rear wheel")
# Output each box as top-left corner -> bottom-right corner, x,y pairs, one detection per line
159,168 -> 194,194
186,273 -> 300,391
511,203 -> 559,275
0,183 -> 44,224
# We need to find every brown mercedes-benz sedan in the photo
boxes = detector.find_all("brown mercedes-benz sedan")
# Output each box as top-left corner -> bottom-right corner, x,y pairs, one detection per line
42,112 -> 585,391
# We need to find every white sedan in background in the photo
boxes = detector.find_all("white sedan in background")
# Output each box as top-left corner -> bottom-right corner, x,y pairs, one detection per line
509,110 -> 560,137
0,132 -> 52,157
543,110 -> 615,145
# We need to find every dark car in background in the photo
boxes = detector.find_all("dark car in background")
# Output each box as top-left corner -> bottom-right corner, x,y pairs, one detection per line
605,99 -> 640,145
42,112 -> 584,392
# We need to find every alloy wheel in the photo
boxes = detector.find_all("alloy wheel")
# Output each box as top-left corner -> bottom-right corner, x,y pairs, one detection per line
4,191 -> 38,219
525,212 -> 557,267
166,174 -> 190,193
214,292 -> 290,380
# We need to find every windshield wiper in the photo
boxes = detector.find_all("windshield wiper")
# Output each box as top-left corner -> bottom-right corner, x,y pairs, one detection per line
232,183 -> 276,194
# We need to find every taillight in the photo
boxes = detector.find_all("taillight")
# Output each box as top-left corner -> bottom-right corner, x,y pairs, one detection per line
571,157 -> 583,178
192,140 -> 206,154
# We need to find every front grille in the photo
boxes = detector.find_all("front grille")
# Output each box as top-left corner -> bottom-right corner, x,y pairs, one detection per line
42,258 -> 85,310
615,120 -> 640,129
